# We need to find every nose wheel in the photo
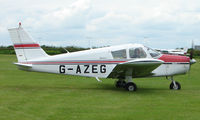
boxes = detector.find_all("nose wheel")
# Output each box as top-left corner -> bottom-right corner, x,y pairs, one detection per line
170,81 -> 181,90
167,76 -> 181,90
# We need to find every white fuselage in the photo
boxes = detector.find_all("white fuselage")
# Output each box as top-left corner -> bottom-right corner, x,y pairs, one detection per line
18,44 -> 190,78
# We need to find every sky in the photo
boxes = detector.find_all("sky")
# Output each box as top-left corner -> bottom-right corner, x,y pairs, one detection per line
1,0 -> 200,49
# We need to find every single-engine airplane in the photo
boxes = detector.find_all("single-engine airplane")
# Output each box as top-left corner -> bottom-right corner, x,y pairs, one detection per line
8,23 -> 196,92
155,48 -> 188,56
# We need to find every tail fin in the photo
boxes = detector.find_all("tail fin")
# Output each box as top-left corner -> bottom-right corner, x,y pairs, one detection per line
8,23 -> 49,62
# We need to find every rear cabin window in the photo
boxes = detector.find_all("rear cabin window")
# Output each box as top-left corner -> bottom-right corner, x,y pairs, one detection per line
129,47 -> 147,58
111,49 -> 127,59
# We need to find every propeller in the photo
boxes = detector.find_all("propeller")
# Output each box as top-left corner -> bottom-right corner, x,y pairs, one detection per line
188,40 -> 194,79
189,40 -> 194,60
188,40 -> 196,79
189,40 -> 196,65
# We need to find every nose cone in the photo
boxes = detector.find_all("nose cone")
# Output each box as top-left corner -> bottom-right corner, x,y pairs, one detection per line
190,59 -> 196,64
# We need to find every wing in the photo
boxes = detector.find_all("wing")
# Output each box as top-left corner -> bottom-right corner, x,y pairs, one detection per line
108,59 -> 163,78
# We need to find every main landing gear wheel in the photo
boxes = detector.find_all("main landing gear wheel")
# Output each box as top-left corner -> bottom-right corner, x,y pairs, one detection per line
115,80 -> 126,88
169,81 -> 181,90
125,82 -> 137,91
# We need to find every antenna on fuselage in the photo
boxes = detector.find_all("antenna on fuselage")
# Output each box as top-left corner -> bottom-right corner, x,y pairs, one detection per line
62,47 -> 70,53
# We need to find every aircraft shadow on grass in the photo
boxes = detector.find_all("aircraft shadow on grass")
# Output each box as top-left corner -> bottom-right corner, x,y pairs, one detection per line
1,83 -> 169,94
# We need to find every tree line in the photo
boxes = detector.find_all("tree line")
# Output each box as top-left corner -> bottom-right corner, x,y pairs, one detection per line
0,45 -> 89,55
0,46 -> 200,57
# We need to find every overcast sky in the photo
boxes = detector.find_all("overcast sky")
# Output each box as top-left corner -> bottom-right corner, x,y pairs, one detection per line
1,0 -> 200,48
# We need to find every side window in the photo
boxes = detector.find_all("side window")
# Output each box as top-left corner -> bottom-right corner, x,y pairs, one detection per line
111,49 -> 127,59
146,47 -> 161,58
129,47 -> 147,58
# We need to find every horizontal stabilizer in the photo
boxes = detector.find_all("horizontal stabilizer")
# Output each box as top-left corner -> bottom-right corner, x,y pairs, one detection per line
14,63 -> 32,71
14,63 -> 32,67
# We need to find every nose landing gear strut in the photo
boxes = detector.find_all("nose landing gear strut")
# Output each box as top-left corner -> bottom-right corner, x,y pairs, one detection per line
166,76 -> 181,90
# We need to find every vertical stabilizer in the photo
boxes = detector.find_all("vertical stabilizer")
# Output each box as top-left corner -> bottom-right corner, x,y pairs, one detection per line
8,23 -> 48,62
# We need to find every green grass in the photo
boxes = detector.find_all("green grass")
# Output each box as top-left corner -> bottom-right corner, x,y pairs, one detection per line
0,54 -> 200,120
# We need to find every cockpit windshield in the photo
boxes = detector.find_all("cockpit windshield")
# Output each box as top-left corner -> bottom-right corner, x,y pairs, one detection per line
129,47 -> 147,58
146,47 -> 161,58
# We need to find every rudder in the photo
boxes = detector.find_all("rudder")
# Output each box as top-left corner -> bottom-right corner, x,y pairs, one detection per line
8,23 -> 49,62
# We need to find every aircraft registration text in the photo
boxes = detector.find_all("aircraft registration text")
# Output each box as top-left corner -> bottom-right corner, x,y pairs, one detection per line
59,65 -> 106,74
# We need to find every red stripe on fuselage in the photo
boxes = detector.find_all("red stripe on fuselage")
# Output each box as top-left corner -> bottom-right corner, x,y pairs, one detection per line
21,61 -> 127,64
158,54 -> 190,63
14,44 -> 40,48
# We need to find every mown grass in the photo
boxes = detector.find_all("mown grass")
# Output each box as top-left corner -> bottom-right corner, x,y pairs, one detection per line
0,54 -> 200,120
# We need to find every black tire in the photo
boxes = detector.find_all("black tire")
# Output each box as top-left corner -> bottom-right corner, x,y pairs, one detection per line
125,82 -> 137,91
115,81 -> 126,88
169,81 -> 181,90
121,81 -> 126,88
115,81 -> 121,88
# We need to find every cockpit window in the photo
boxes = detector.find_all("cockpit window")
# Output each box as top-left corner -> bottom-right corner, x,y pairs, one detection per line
111,49 -> 127,59
129,47 -> 147,58
146,47 -> 161,58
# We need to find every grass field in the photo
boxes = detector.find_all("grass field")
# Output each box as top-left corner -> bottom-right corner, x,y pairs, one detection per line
0,54 -> 200,120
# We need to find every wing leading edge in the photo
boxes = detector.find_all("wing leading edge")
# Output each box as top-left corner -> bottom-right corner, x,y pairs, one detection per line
108,59 -> 164,78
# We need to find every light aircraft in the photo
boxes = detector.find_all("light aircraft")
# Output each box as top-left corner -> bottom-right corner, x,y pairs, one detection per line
155,48 -> 188,56
8,23 -> 196,92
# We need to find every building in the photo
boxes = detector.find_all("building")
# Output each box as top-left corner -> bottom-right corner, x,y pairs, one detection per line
195,45 -> 200,50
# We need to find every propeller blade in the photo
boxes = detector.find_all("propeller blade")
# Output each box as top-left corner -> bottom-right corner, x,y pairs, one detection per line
190,40 -> 194,59
190,50 -> 193,59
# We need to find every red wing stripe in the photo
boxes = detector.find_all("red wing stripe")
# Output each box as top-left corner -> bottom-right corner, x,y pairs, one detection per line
14,44 -> 40,48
